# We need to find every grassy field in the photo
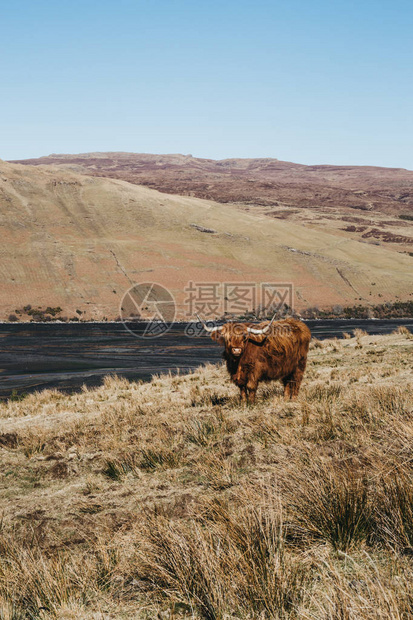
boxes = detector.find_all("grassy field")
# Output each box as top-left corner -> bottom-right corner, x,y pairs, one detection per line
0,329 -> 412,618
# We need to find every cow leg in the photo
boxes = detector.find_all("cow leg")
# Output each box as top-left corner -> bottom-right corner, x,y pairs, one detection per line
282,375 -> 293,399
291,358 -> 307,399
247,388 -> 257,404
284,368 -> 304,400
291,368 -> 304,399
240,386 -> 248,403
246,379 -> 258,404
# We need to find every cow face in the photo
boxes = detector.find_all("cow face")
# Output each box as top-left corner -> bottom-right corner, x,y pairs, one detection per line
211,323 -> 266,357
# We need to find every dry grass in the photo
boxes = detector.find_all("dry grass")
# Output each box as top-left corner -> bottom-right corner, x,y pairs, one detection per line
0,332 -> 412,618
393,325 -> 411,337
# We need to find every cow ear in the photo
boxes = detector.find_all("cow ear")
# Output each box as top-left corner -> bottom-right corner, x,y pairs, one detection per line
211,331 -> 225,344
248,333 -> 267,344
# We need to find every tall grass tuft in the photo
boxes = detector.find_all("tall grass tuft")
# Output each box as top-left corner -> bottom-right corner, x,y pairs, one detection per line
368,384 -> 412,417
138,447 -> 182,471
393,325 -> 411,336
375,470 -> 413,552
311,552 -> 413,619
286,457 -> 373,551
0,534 -> 86,617
185,417 -> 220,446
136,491 -> 310,619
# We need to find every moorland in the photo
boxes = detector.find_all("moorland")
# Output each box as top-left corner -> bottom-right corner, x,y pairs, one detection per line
0,328 -> 412,618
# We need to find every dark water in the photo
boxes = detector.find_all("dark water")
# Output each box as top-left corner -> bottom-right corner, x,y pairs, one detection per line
0,319 -> 412,399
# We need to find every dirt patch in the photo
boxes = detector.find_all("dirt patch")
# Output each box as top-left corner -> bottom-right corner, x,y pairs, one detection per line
362,228 -> 413,244
0,432 -> 18,448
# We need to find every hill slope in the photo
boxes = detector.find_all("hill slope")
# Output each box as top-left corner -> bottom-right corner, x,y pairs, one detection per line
12,151 -> 413,215
0,160 -> 412,319
12,152 -> 413,258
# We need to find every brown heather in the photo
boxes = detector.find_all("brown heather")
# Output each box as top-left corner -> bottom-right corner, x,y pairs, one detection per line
0,331 -> 412,618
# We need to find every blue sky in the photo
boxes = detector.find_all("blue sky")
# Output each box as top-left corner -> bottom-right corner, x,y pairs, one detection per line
1,0 -> 412,168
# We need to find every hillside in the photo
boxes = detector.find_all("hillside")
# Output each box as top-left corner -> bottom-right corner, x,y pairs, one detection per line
0,331 -> 412,617
12,152 -> 413,216
1,160 -> 412,320
11,153 -> 413,254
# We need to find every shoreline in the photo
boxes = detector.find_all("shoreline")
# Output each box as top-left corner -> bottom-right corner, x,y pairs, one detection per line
1,316 -> 413,326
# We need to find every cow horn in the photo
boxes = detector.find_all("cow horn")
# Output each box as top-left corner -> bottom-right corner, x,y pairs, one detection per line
247,312 -> 277,335
196,314 -> 223,333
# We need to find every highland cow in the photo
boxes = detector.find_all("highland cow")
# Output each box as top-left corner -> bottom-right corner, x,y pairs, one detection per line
199,315 -> 311,402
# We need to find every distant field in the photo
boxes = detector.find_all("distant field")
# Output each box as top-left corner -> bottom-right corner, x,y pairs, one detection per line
0,329 -> 412,618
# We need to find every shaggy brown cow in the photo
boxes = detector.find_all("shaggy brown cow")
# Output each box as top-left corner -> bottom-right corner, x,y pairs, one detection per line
198,315 -> 311,402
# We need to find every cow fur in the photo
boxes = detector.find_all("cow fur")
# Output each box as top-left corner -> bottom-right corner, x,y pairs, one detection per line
211,317 -> 311,402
